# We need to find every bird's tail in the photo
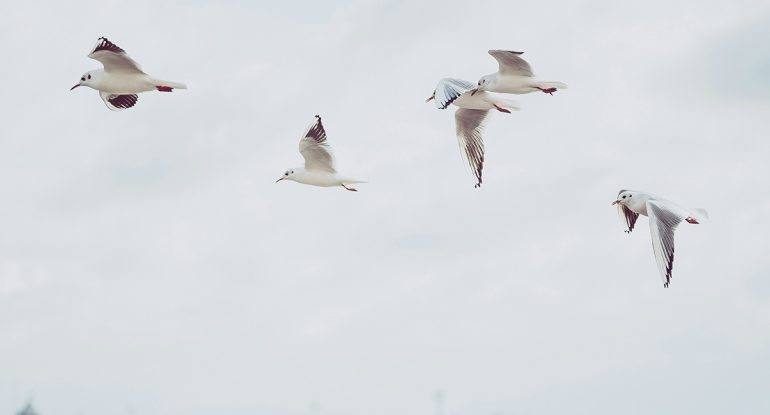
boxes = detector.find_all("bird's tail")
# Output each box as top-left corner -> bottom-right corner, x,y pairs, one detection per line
535,80 -> 568,90
153,79 -> 187,90
342,178 -> 367,185
497,97 -> 520,111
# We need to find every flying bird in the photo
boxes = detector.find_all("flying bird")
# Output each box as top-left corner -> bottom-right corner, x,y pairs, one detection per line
276,115 -> 365,191
613,189 -> 709,288
427,78 -> 519,188
70,37 -> 187,111
471,50 -> 567,96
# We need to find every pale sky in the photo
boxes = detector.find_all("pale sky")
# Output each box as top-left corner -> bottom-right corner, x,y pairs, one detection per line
1,1 -> 770,415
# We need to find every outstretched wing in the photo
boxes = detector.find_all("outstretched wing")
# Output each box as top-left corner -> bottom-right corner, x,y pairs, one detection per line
99,92 -> 139,111
617,204 -> 639,233
454,108 -> 489,188
488,50 -> 533,77
299,115 -> 336,173
647,200 -> 686,288
432,78 -> 476,109
88,37 -> 144,74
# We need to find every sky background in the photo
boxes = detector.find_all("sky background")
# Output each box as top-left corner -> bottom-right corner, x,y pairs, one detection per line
1,0 -> 770,414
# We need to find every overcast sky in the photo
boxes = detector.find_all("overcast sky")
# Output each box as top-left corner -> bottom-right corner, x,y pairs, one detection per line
1,1 -> 770,414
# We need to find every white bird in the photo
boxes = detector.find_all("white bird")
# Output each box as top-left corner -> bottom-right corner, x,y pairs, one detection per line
276,115 -> 365,191
70,37 -> 187,111
613,189 -> 709,288
426,78 -> 519,188
471,50 -> 566,96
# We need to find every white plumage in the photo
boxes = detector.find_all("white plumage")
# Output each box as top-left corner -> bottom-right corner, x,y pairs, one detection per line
613,190 -> 709,287
70,37 -> 187,111
427,78 -> 519,188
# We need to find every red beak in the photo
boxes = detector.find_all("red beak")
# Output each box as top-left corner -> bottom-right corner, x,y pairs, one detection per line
611,200 -> 620,205
70,84 -> 80,91
470,88 -> 479,96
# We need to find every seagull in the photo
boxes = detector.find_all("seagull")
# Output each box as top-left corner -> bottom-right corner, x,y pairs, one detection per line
470,50 -> 566,96
70,37 -> 187,111
426,78 -> 519,188
276,115 -> 365,191
613,189 -> 709,288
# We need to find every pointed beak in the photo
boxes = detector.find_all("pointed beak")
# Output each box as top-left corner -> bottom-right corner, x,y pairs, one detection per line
611,200 -> 621,205
470,87 -> 479,96
275,177 -> 284,183
70,84 -> 80,91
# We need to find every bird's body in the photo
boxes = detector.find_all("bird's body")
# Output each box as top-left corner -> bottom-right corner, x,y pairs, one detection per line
71,37 -> 187,111
285,168 -> 364,188
427,78 -> 519,188
473,50 -> 567,96
479,74 -> 567,95
276,115 -> 365,191
613,190 -> 708,287
84,70 -> 181,94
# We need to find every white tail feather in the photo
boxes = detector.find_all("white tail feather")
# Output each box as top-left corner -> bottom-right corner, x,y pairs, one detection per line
155,80 -> 187,89
499,98 -> 520,111
536,81 -> 568,90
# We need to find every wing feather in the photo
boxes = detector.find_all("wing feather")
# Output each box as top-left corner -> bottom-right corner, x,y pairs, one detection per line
488,50 -> 534,77
432,78 -> 475,109
99,92 -> 139,111
617,204 -> 639,233
454,109 -> 489,188
298,115 -> 336,173
647,200 -> 686,288
88,37 -> 144,74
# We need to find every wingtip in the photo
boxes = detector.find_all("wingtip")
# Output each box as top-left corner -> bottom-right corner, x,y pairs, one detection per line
489,49 -> 524,55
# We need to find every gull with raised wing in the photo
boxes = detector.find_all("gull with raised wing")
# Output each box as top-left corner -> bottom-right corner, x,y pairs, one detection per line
426,78 -> 519,188
471,50 -> 566,96
613,190 -> 709,288
70,37 -> 187,111
276,115 -> 365,191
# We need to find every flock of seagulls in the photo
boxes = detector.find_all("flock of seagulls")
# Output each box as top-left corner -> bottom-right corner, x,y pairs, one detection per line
70,37 -> 708,288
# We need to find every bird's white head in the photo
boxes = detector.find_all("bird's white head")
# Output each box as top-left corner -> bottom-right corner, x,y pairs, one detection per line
612,189 -> 644,208
275,169 -> 297,183
70,71 -> 100,91
470,75 -> 494,96
477,75 -> 494,91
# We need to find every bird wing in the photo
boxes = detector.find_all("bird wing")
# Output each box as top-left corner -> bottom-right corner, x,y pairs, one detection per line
617,204 -> 640,233
488,50 -> 534,77
88,37 -> 144,74
647,200 -> 686,288
299,115 -> 336,173
454,108 -> 489,188
99,92 -> 139,111
432,78 -> 476,109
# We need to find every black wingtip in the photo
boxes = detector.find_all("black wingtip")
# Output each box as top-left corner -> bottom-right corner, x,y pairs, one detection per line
93,37 -> 125,54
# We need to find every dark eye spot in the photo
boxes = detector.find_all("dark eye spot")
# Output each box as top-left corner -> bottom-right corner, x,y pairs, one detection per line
285,172 -> 288,176
622,195 -> 626,199
81,77 -> 85,81
87,74 -> 91,80
629,195 -> 632,197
